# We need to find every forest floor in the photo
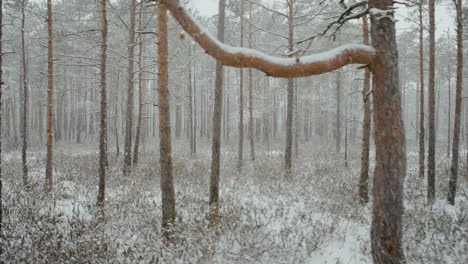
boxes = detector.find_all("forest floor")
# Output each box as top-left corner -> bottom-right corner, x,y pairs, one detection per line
1,143 -> 467,263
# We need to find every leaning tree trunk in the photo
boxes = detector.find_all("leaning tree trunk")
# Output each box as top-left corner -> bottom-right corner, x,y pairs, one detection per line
209,0 -> 226,214
427,0 -> 436,204
123,0 -> 137,176
359,15 -> 371,204
158,3 -> 176,230
21,0 -> 28,186
418,0 -> 425,179
97,0 -> 108,207
369,0 -> 406,262
45,0 -> 54,192
448,0 -> 463,205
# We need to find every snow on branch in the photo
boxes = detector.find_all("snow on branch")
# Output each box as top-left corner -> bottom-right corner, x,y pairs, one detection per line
150,0 -> 375,78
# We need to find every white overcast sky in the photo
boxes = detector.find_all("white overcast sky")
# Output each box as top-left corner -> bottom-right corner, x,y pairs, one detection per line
188,0 -> 455,37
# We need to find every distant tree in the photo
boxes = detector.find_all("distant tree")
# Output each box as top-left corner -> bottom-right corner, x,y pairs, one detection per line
97,0 -> 108,207
133,1 -> 145,166
237,0 -> 244,172
448,0 -> 463,205
45,0 -> 54,192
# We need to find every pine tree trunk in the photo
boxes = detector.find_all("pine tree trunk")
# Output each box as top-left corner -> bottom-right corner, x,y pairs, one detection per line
284,1 -> 294,175
45,0 -> 54,192
248,2 -> 255,162
209,0 -> 226,214
335,71 -> 342,153
123,0 -> 137,176
418,0 -> 425,179
157,3 -> 176,230
238,0 -> 244,172
369,0 -> 406,262
134,4 -> 145,166
359,15 -> 371,203
448,0 -> 463,205
21,0 -> 28,186
427,0 -> 436,203
0,0 -> 4,233
97,0 -> 108,207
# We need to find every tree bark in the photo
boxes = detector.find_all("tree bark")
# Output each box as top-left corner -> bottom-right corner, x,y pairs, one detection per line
284,0 -> 295,175
427,0 -> 436,204
0,0 -> 3,234
97,0 -> 108,207
158,3 -> 176,230
448,0 -> 463,205
359,15 -> 371,204
123,0 -> 137,176
369,0 -> 406,262
45,0 -> 54,192
209,0 -> 226,214
21,0 -> 28,186
418,0 -> 425,179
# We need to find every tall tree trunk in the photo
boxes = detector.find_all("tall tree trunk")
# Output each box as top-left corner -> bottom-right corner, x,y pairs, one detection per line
238,0 -> 244,172
188,43 -> 195,155
115,72 -> 120,156
248,2 -> 255,162
335,71 -> 342,153
284,0 -> 294,175
427,0 -> 436,204
369,0 -> 406,262
45,0 -> 54,192
21,0 -> 28,186
123,0 -> 137,176
0,0 -> 3,233
359,15 -> 371,203
209,0 -> 226,214
447,61 -> 451,158
448,0 -> 463,205
97,0 -> 108,207
418,0 -> 425,179
134,3 -> 145,165
193,61 -> 197,154
157,3 -> 175,230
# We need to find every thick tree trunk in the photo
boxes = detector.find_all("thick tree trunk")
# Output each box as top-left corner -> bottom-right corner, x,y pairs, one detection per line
97,0 -> 108,207
427,0 -> 436,204
45,0 -> 54,192
448,0 -> 463,205
158,3 -> 176,230
123,0 -> 137,176
21,0 -> 28,186
359,15 -> 371,204
209,0 -> 226,214
418,0 -> 425,179
369,0 -> 406,262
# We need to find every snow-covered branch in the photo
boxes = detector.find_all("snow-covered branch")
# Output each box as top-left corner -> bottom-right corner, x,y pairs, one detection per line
151,0 -> 376,78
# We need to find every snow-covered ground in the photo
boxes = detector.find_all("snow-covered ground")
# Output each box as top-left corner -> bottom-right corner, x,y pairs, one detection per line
1,146 -> 467,263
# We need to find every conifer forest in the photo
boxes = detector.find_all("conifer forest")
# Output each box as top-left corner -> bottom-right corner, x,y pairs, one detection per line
0,0 -> 467,263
